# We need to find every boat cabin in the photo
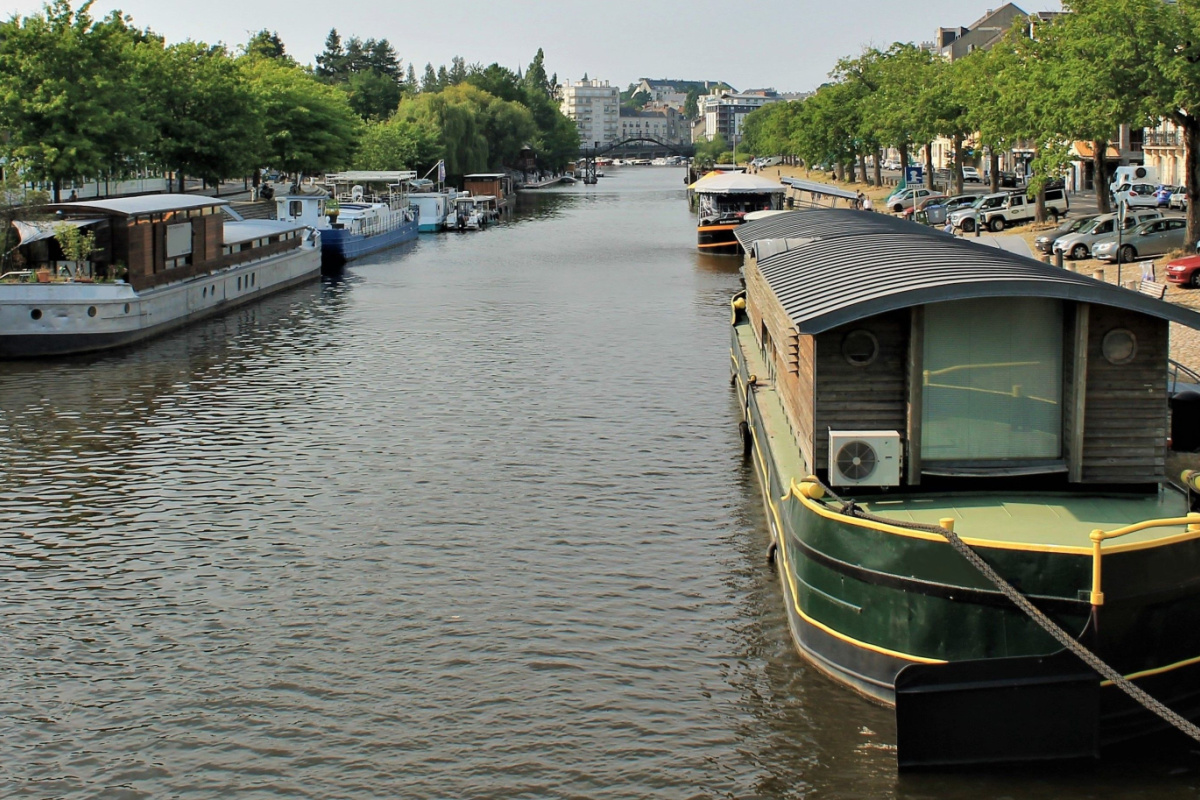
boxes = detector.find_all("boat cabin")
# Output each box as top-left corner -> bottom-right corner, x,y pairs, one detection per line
692,172 -> 786,222
462,174 -> 511,204
734,209 -> 1200,491
5,195 -> 307,291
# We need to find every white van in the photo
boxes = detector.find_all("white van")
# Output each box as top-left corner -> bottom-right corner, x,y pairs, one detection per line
1109,164 -> 1158,195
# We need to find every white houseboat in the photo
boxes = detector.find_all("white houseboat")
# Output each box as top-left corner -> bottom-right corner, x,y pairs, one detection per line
0,194 -> 320,357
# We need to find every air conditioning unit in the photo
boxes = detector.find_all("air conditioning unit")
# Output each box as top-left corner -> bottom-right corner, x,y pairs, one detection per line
828,431 -> 902,487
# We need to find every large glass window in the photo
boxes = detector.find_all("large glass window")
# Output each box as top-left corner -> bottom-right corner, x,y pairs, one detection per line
921,298 -> 1063,462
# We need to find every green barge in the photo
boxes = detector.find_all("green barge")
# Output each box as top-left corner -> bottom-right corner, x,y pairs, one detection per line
729,209 -> 1200,767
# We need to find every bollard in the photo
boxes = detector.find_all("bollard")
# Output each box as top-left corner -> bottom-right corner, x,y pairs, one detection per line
1093,268 -> 1105,282
1042,254 -> 1052,265
1055,249 -> 1064,269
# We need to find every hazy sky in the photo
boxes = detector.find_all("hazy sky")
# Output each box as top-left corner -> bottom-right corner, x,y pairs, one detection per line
7,0 -> 1062,93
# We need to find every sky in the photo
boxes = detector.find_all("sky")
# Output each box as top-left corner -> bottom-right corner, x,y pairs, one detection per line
6,0 -> 1063,93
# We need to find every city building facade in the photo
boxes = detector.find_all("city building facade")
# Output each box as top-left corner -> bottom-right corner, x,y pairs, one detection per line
619,106 -> 685,145
560,78 -> 620,149
700,89 -> 780,144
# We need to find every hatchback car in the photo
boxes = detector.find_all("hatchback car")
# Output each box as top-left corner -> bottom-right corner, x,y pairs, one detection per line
1092,217 -> 1188,262
1167,252 -> 1200,287
1034,215 -> 1096,254
961,166 -> 981,182
1171,187 -> 1190,210
888,187 -> 938,213
1155,185 -> 1178,207
1053,209 -> 1163,259
1112,182 -> 1160,209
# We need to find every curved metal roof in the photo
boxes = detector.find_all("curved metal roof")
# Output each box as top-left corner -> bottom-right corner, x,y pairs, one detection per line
691,172 -> 786,194
734,209 -> 1200,333
45,193 -> 227,217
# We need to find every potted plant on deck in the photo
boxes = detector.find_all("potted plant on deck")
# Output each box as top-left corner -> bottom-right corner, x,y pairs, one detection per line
53,222 -> 98,281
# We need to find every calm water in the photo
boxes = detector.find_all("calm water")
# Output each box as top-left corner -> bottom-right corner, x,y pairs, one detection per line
1,169 -> 1198,799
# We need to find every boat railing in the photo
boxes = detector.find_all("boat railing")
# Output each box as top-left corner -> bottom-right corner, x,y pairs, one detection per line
1088,507 -> 1200,606
1170,358 -> 1200,392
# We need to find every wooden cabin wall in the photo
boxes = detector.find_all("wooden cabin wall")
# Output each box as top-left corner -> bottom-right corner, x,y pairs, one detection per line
813,310 -> 910,472
1080,307 -> 1168,484
125,220 -> 152,282
744,261 -> 814,471
1062,303 -> 1084,481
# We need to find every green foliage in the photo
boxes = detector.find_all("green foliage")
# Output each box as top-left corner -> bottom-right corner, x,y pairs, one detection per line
354,117 -> 442,171
136,40 -> 262,185
693,134 -> 727,167
0,0 -> 149,200
684,88 -> 699,120
345,69 -> 404,120
244,58 -> 361,176
54,221 -> 97,271
244,29 -> 291,63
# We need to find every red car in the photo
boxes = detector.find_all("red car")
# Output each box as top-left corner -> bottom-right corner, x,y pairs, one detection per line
1166,254 -> 1200,287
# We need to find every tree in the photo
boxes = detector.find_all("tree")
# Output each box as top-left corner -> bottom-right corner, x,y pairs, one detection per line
354,117 -> 442,171
244,29 -> 290,62
345,69 -> 403,120
465,63 -> 522,103
422,63 -> 439,93
137,40 -> 262,190
54,222 -> 98,277
448,56 -> 467,86
243,58 -> 361,177
683,88 -> 700,120
315,28 -> 346,79
404,63 -> 417,94
0,1 -> 149,201
1147,0 -> 1200,247
524,48 -> 552,99
1035,3 -> 1161,213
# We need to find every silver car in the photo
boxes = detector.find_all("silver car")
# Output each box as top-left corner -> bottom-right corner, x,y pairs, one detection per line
1092,217 -> 1188,262
1053,209 -> 1163,259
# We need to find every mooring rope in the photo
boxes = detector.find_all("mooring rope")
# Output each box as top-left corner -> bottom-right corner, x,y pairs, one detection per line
817,483 -> 1200,744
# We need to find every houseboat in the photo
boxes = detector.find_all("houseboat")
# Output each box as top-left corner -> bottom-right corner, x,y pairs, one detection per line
730,209 -> 1200,768
275,171 -> 418,263
692,171 -> 785,255
406,178 -> 456,232
462,173 -> 513,215
0,194 -> 320,357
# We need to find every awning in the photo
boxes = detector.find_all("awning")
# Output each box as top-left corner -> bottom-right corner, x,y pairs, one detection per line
1071,141 -> 1121,160
12,218 -> 105,245
690,172 -> 786,193
780,177 -> 860,201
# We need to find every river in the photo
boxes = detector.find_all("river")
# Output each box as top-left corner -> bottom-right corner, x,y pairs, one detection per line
1,168 -> 1197,798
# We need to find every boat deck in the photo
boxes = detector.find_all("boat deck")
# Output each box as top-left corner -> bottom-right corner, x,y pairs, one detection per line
734,320 -> 1193,553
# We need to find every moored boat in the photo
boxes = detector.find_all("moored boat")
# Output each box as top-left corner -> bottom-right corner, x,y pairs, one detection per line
275,171 -> 418,263
692,171 -> 785,255
730,209 -> 1200,767
0,194 -> 320,358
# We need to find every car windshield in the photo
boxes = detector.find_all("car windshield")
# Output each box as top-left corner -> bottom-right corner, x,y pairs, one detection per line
1077,217 -> 1104,234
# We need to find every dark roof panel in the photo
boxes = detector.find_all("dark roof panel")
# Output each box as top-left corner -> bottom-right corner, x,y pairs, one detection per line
735,209 -> 1200,333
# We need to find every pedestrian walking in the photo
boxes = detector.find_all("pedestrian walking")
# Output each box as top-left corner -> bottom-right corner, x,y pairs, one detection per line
863,195 -> 873,212
855,191 -> 865,210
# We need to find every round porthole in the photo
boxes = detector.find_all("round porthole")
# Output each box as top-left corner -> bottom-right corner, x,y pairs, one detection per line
87,306 -> 97,317
842,329 -> 879,367
30,308 -> 42,320
1102,328 -> 1137,365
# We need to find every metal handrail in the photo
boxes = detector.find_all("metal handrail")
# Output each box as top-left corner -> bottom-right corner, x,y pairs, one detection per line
1088,513 -> 1200,605
1170,358 -> 1200,391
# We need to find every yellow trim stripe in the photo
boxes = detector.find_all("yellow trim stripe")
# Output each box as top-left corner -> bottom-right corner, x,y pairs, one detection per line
736,371 -> 946,666
788,478 -> 1200,556
697,224 -> 741,232
1100,653 -> 1200,687
697,242 -> 740,249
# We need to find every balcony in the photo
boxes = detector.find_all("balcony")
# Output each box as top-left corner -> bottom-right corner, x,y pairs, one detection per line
1145,130 -> 1183,148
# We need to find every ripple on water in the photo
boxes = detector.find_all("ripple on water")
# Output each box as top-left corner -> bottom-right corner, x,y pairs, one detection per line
2,171 -> 1199,799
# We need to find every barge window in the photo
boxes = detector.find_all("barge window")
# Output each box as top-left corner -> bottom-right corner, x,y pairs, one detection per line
921,297 -> 1062,461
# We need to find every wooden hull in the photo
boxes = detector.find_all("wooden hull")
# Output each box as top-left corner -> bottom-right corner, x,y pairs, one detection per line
730,307 -> 1200,764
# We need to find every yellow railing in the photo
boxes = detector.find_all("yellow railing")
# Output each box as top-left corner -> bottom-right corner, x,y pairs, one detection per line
1089,512 -> 1200,605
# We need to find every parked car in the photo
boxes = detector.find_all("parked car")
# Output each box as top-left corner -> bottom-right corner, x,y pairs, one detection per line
1171,186 -> 1189,210
1034,215 -> 1097,254
903,193 -> 947,219
1112,182 -> 1160,209
1091,217 -> 1188,262
921,193 -> 986,226
1154,185 -> 1179,207
997,171 -> 1022,188
1166,252 -> 1200,287
962,166 -> 982,182
888,186 -> 939,213
1052,209 -> 1163,259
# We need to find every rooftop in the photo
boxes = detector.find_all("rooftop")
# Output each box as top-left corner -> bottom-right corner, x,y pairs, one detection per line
46,194 -> 227,217
734,209 -> 1200,334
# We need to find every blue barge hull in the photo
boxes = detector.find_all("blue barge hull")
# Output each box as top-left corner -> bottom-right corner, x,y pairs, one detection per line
321,218 -> 419,262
